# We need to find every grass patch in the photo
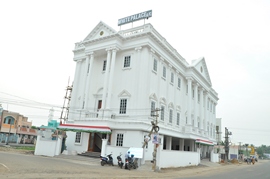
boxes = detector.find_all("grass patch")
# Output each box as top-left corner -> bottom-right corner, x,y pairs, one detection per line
13,146 -> 35,151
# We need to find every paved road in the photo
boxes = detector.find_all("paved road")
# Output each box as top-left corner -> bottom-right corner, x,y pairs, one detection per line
1,151 -> 270,179
181,160 -> 270,179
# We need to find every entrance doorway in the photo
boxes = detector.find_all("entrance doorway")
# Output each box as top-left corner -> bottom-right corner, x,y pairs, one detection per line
88,133 -> 95,152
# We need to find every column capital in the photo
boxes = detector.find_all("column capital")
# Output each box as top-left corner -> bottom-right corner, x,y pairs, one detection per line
186,77 -> 193,82
85,51 -> 94,56
111,47 -> 119,53
199,87 -> 205,92
160,56 -> 165,62
135,46 -> 142,51
105,48 -> 112,52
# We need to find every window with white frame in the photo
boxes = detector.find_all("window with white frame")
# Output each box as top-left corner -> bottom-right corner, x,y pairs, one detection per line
153,59 -> 157,72
160,105 -> 165,121
75,132 -> 82,144
116,133 -> 124,146
192,89 -> 194,98
171,72 -> 174,83
119,99 -> 127,114
123,55 -> 131,68
151,101 -> 156,117
177,113 -> 180,125
102,60 -> 107,71
198,93 -> 200,102
169,109 -> 173,123
186,85 -> 188,94
178,78 -> 181,88
163,66 -> 166,78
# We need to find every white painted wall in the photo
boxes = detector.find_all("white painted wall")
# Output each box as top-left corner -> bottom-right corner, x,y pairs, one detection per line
34,135 -> 62,157
156,148 -> 199,169
65,131 -> 89,154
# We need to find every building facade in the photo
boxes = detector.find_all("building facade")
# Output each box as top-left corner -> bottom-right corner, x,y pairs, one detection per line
0,108 -> 37,144
64,21 -> 219,161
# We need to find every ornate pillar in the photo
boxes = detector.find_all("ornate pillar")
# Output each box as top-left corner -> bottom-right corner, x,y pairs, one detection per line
204,92 -> 208,133
186,77 -> 193,125
69,59 -> 82,119
194,83 -> 198,128
84,52 -> 94,110
200,88 -> 204,130
106,48 -> 118,109
101,49 -> 112,110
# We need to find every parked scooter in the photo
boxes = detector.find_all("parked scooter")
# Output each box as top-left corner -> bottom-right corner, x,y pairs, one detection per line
125,154 -> 138,170
117,153 -> 124,168
100,153 -> 114,166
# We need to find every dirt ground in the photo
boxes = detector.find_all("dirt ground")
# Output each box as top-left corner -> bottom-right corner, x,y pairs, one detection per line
0,146 -> 260,179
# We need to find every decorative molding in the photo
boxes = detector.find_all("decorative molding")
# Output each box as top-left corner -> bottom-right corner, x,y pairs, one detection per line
149,93 -> 158,101
118,90 -> 131,98
135,46 -> 142,51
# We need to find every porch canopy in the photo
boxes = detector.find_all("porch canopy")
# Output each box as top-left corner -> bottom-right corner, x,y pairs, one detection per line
57,124 -> 111,134
196,139 -> 214,146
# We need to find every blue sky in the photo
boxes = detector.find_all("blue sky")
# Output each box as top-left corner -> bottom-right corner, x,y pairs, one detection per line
0,0 -> 269,146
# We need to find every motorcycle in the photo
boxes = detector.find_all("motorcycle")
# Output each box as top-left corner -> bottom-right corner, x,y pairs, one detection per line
100,153 -> 114,166
125,154 -> 138,170
117,153 -> 124,168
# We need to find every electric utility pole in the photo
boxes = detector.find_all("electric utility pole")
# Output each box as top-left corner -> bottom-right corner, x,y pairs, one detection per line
140,108 -> 160,171
224,127 -> 232,162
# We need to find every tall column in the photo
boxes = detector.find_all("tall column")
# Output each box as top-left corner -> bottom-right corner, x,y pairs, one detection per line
101,49 -> 112,110
84,52 -> 94,110
204,92 -> 208,133
186,77 -> 193,125
200,88 -> 204,130
194,83 -> 198,127
135,47 -> 142,110
106,48 -> 118,109
166,136 -> 172,150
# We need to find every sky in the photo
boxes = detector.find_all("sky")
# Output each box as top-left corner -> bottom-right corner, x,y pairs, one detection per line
0,0 -> 269,147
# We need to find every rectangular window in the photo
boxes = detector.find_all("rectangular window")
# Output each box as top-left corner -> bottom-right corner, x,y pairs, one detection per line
116,133 -> 124,146
171,72 -> 174,83
163,66 -> 166,78
160,106 -> 165,121
169,109 -> 173,123
124,55 -> 131,68
192,89 -> 194,98
153,59 -> 157,72
177,113 -> 180,125
210,102 -> 212,112
198,93 -> 200,102
75,132 -> 82,143
207,99 -> 209,110
186,85 -> 188,94
119,99 -> 127,114
102,60 -> 107,71
178,78 -> 181,88
213,105 -> 215,114
186,117 -> 188,124
151,101 -> 155,117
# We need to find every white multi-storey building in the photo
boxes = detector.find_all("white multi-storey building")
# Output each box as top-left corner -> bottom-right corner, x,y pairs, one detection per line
63,21 -> 219,162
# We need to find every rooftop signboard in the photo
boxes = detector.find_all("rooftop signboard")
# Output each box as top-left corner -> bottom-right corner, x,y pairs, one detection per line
118,10 -> 152,26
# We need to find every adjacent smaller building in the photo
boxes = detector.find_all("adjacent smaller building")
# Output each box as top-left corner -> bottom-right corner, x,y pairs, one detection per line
0,107 -> 37,144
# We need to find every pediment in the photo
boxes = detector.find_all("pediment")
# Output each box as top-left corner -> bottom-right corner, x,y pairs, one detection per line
149,93 -> 158,101
83,21 -> 117,41
190,57 -> 212,85
118,90 -> 131,98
